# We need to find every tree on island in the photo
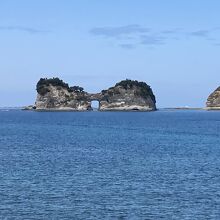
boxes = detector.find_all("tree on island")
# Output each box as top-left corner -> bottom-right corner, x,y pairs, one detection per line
36,77 -> 84,95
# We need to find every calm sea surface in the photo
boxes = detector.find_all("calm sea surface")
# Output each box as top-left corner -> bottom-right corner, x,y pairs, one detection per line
0,110 -> 220,219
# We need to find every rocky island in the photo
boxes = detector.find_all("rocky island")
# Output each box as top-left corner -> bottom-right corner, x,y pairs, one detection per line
206,86 -> 220,110
99,80 -> 156,111
26,77 -> 156,111
35,78 -> 91,111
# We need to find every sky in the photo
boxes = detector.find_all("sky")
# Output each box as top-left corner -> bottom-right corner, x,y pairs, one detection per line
0,0 -> 220,107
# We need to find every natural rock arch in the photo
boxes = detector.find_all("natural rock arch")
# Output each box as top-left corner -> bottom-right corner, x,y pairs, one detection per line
33,78 -> 157,111
90,100 -> 100,110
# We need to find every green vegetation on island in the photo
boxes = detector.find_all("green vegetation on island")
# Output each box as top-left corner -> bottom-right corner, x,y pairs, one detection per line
102,79 -> 156,103
36,77 -> 84,95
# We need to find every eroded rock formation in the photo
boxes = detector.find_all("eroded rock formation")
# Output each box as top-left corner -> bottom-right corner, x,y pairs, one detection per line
35,78 -> 91,111
206,87 -> 220,110
31,78 -> 156,111
99,80 -> 156,111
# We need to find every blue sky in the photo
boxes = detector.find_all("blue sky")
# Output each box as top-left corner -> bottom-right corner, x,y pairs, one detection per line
0,0 -> 220,107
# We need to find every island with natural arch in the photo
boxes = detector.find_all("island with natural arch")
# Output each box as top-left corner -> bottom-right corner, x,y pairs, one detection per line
25,77 -> 157,111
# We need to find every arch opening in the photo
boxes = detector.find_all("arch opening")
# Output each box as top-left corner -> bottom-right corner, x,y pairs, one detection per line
91,100 -> 100,111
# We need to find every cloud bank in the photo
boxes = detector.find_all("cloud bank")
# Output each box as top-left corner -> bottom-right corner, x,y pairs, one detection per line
90,25 -> 220,49
0,25 -> 49,34
90,25 -> 150,38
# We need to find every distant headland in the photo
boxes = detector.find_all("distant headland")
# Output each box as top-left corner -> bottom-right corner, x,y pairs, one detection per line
206,86 -> 220,110
24,78 -> 157,111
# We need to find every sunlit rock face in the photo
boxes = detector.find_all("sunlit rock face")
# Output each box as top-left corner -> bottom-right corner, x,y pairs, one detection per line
35,78 -> 91,111
99,80 -> 156,111
206,87 -> 220,110
33,78 -> 156,111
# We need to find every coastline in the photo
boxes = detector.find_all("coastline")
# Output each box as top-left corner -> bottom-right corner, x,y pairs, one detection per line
22,108 -> 157,112
21,106 -> 220,112
205,107 -> 220,111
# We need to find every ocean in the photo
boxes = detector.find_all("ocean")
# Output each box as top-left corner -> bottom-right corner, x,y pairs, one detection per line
0,110 -> 220,219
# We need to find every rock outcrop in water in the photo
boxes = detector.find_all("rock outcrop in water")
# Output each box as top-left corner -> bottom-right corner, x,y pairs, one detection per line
206,86 -> 220,110
35,78 -> 91,111
99,80 -> 156,111
30,77 -> 156,111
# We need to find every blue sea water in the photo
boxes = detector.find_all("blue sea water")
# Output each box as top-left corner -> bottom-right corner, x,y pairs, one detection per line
0,110 -> 220,219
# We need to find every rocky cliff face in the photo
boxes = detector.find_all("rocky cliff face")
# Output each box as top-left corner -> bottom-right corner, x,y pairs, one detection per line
35,78 -> 91,111
33,78 -> 156,111
206,87 -> 220,110
99,80 -> 156,111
